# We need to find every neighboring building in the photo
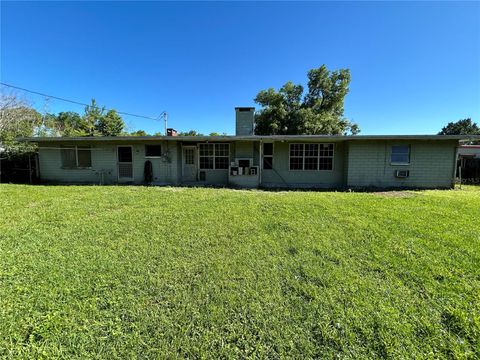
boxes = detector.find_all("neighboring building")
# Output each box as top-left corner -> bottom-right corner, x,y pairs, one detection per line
457,145 -> 480,183
22,107 -> 479,189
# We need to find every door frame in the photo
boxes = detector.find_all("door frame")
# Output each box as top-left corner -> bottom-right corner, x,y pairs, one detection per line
182,145 -> 198,181
117,145 -> 134,182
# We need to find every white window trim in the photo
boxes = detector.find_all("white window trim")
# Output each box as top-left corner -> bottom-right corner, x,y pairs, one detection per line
198,143 -> 230,170
390,145 -> 411,166
288,143 -> 334,171
61,146 -> 92,169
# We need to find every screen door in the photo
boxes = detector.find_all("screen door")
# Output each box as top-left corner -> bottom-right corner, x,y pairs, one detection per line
117,146 -> 133,182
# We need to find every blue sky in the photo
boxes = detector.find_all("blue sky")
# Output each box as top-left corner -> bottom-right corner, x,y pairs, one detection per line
1,1 -> 479,135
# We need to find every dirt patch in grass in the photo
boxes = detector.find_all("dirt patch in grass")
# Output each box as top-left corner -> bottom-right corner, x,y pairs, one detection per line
372,191 -> 417,198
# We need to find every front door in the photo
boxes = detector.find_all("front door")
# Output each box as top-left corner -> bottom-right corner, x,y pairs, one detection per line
117,146 -> 133,182
182,146 -> 197,182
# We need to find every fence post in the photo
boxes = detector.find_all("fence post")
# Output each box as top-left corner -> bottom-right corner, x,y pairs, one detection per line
28,154 -> 32,184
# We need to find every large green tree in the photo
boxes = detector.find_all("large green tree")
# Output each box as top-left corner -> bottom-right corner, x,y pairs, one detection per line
45,112 -> 84,136
81,99 -> 104,136
438,118 -> 480,135
0,94 -> 42,155
43,99 -> 126,137
96,109 -> 124,136
254,65 -> 359,135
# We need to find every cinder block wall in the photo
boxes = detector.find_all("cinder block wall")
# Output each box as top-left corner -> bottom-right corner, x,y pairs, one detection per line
38,142 -> 117,184
38,141 -> 179,185
346,140 -> 457,188
235,108 -> 254,136
260,141 -> 345,188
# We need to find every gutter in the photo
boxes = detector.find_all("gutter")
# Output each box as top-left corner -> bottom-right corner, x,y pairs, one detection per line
453,144 -> 460,188
18,134 -> 480,143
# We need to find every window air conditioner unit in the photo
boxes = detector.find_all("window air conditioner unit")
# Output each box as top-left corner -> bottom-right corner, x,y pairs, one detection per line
395,170 -> 409,178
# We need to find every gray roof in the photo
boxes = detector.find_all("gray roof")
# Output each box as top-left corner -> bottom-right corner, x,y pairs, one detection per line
19,134 -> 480,143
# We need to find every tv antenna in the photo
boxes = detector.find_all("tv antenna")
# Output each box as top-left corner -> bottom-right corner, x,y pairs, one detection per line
158,111 -> 168,135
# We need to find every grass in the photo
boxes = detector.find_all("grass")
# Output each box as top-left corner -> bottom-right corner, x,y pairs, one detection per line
0,184 -> 479,359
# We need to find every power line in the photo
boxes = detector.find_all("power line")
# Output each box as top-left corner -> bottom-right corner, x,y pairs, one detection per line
0,82 -> 161,121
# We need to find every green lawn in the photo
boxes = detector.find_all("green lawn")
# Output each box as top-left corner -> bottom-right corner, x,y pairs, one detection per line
0,185 -> 479,359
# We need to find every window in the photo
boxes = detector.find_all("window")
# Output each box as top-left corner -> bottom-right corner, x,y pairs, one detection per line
319,144 -> 334,170
263,143 -> 273,169
289,144 -> 304,170
391,145 -> 410,164
184,148 -> 195,165
118,147 -> 132,163
61,146 -> 92,168
77,146 -> 92,167
145,145 -> 161,157
304,144 -> 318,170
289,143 -> 334,171
199,143 -> 229,169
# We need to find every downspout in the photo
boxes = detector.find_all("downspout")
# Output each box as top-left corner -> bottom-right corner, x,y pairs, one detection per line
453,142 -> 460,188
259,139 -> 262,187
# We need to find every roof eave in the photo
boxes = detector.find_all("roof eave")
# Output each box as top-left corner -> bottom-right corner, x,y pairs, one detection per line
17,134 -> 480,143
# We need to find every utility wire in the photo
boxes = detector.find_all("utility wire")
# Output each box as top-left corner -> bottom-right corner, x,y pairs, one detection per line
0,82 -> 161,121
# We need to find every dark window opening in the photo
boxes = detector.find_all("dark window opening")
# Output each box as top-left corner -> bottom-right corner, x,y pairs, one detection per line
263,143 -> 273,169
77,146 -> 92,168
118,147 -> 133,163
263,157 -> 273,170
145,145 -> 161,157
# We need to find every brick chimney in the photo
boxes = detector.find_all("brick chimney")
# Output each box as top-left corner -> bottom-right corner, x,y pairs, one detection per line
166,128 -> 177,136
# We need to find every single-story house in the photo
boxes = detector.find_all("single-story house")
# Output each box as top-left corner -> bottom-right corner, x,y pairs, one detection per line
22,107 -> 479,189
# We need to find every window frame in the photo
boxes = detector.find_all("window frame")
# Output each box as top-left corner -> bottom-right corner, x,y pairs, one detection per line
145,144 -> 162,158
183,147 -> 195,165
262,142 -> 274,170
288,143 -> 334,171
198,143 -> 230,170
61,145 -> 92,169
390,145 -> 410,165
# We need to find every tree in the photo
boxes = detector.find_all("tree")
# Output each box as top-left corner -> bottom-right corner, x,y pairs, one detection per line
97,110 -> 124,136
438,118 -> 480,135
209,132 -> 227,136
46,99 -> 125,137
0,93 -> 42,155
81,99 -> 104,136
130,130 -> 149,136
254,65 -> 359,135
178,130 -> 204,136
47,111 -> 84,136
